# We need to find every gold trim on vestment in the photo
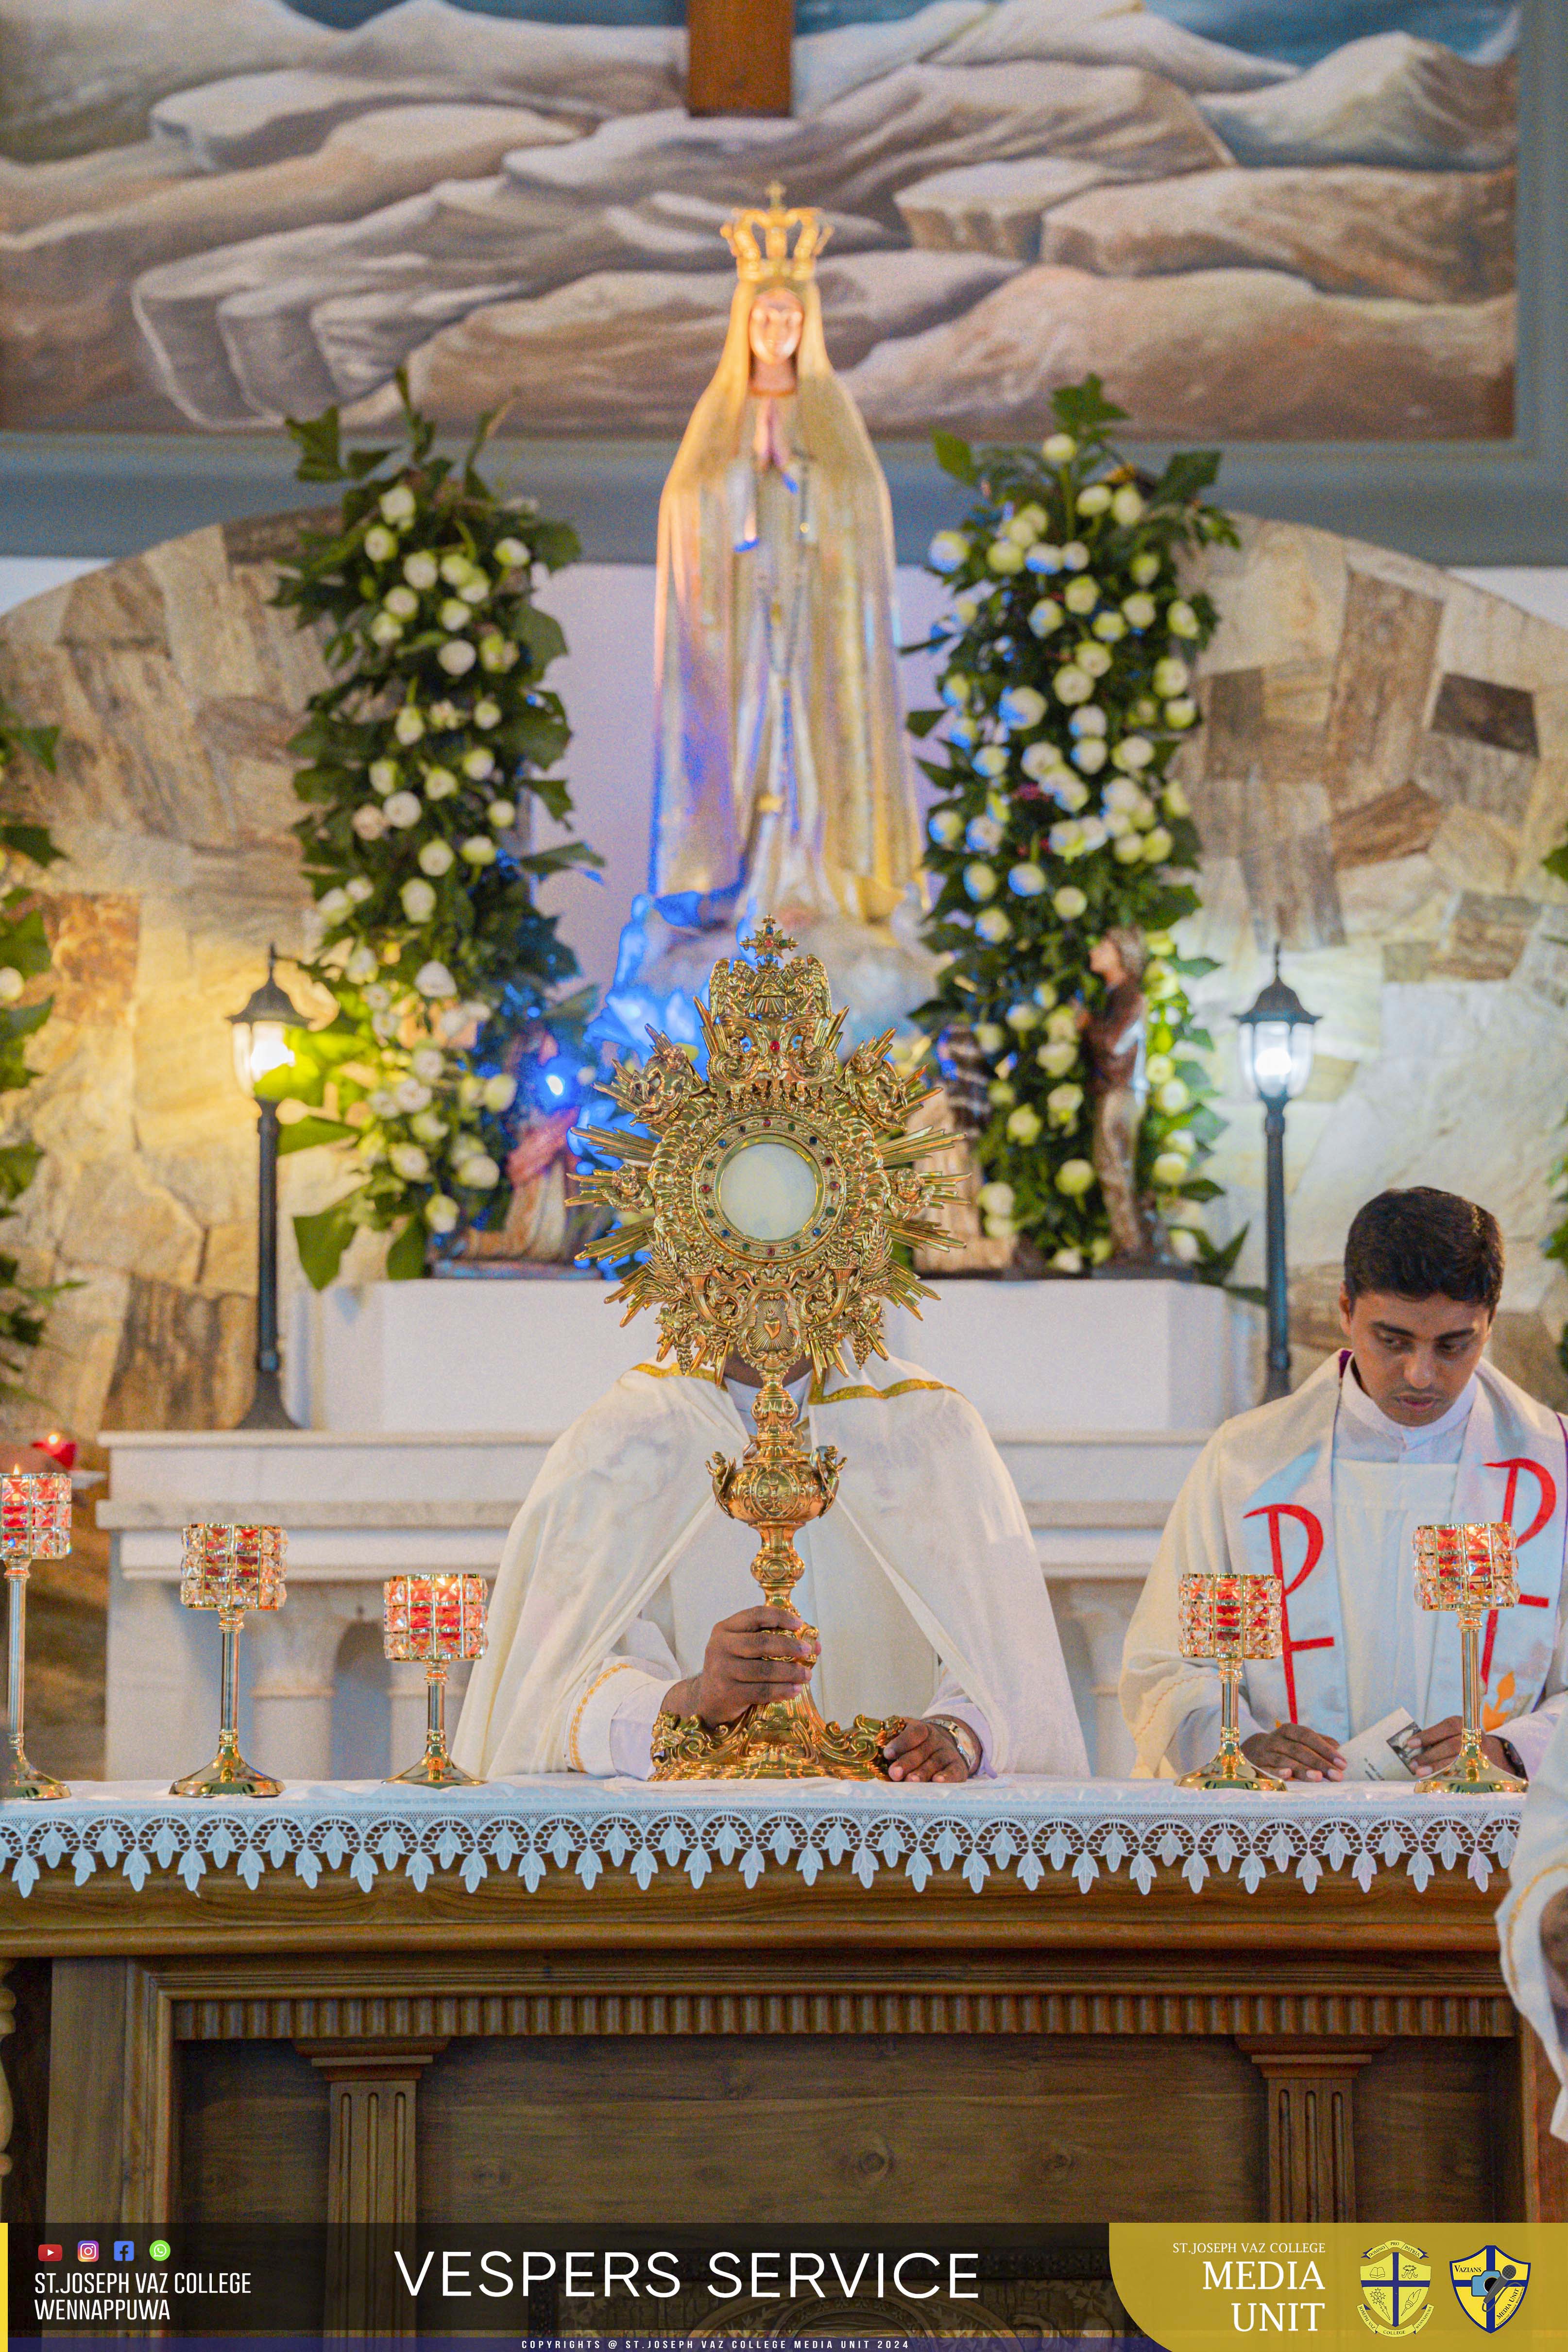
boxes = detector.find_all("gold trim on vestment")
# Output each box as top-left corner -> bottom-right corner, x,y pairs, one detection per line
567,1659 -> 651,1773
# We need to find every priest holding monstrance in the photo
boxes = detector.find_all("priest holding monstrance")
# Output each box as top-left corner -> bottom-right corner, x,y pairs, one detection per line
1122,1189 -> 1568,1783
455,925 -> 1086,1783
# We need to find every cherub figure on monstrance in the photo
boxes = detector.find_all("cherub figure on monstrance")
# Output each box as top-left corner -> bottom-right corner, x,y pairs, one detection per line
575,920 -> 957,1778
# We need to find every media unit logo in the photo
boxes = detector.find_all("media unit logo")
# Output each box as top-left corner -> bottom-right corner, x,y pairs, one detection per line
1358,2241 -> 1432,2335
36,2245 -> 62,2264
1450,2248 -> 1530,2331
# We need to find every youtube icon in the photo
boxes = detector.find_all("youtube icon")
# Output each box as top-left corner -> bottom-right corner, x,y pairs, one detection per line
36,2245 -> 63,2263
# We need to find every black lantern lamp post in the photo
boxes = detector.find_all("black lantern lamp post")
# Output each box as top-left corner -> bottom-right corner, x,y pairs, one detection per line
1237,946 -> 1319,1404
229,946 -> 307,1432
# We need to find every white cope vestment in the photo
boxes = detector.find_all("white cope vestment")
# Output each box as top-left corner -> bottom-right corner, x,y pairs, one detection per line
1121,1354 -> 1568,1779
453,1352 -> 1088,1780
1497,1706 -> 1568,2142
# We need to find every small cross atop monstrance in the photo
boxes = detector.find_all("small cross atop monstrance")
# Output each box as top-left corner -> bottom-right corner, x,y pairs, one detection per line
575,920 -> 958,1778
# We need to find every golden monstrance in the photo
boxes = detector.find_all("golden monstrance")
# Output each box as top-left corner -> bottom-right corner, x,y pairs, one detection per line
576,920 -> 957,1779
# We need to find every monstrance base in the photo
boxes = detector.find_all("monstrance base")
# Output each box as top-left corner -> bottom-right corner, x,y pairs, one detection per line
1177,1747 -> 1285,1793
651,1693 -> 904,1782
388,1747 -> 480,1789
1417,1755 -> 1528,1797
170,1748 -> 283,1799
4,1749 -> 69,1802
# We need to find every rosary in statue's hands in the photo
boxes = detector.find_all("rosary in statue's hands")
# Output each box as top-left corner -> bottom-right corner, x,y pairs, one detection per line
1241,1725 -> 1347,1781
664,1606 -> 820,1728
882,1719 -> 973,1783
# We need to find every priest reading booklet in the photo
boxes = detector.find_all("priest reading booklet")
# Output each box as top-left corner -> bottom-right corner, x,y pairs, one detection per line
1121,1189 -> 1568,1783
1498,1708 -> 1568,2143
454,1350 -> 1088,1783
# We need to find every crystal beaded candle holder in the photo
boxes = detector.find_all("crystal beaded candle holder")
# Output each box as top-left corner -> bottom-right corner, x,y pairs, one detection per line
2,1469 -> 73,1802
1175,1570 -> 1286,1792
1412,1521 -> 1526,1796
383,1574 -> 488,1786
170,1523 -> 288,1799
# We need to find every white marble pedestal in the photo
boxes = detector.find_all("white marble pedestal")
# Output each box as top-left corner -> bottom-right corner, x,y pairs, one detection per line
103,1278 -> 1251,1782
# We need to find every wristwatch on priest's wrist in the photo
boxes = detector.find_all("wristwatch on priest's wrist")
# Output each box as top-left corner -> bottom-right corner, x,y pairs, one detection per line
1496,1735 -> 1527,1781
928,1714 -> 982,1778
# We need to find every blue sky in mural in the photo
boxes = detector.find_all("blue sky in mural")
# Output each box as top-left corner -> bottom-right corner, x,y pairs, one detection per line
283,0 -> 1519,68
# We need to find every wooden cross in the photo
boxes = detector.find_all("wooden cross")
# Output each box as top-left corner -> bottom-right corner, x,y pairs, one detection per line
687,0 -> 794,115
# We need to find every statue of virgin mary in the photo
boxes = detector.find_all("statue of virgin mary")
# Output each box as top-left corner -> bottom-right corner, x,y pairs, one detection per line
602,187 -> 931,1047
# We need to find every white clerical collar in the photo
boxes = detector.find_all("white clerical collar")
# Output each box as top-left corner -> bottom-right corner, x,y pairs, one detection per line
1338,1355 -> 1477,1451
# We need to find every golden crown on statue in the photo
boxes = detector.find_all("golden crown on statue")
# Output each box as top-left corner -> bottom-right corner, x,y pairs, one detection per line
723,182 -> 831,283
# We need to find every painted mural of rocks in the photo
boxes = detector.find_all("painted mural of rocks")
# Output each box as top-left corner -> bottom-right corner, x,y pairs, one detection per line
0,0 -> 1518,441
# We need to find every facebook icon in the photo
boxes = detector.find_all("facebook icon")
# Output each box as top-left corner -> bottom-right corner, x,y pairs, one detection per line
113,2242 -> 135,2262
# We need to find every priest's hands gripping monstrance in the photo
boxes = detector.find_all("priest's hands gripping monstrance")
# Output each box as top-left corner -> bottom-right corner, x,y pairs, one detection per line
451,923 -> 1088,1786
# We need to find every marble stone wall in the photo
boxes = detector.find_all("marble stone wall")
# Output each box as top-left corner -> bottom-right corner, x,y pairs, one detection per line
0,507 -> 1566,1466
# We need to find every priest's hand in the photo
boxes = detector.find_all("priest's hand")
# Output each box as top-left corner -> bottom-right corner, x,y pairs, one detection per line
882,1719 -> 971,1783
1241,1726 -> 1346,1781
1412,1716 -> 1516,1776
663,1607 -> 820,1728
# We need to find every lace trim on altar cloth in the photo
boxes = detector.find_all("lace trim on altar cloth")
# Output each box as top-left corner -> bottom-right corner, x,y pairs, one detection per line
0,1780 -> 1520,1900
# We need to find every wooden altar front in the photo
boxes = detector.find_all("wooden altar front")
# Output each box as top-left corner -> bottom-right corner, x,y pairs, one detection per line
3,1788 -> 1564,2235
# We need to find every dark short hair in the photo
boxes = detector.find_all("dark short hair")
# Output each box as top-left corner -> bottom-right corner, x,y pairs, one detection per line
1343,1188 -> 1503,1312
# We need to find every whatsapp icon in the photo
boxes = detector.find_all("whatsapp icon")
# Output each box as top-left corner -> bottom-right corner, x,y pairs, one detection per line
149,2239 -> 171,2261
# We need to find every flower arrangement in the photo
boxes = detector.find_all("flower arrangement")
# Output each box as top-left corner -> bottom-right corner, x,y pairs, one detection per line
910,378 -> 1239,1274
267,381 -> 599,1286
0,694 -> 69,1390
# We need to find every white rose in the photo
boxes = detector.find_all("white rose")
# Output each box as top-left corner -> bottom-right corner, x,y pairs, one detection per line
1121,593 -> 1158,629
483,1073 -> 518,1111
419,839 -> 456,877
1053,885 -> 1088,920
977,1182 -> 1015,1218
928,808 -> 964,848
384,585 -> 419,621
974,1022 -> 1006,1054
929,530 -> 969,573
410,1109 -> 447,1144
479,633 -> 517,672
1029,598 -> 1064,639
1036,1040 -> 1077,1077
1115,734 -> 1155,770
423,767 -> 458,801
1053,666 -> 1093,705
474,699 -> 502,729
1153,657 -> 1191,699
1042,433 -> 1077,462
394,1078 -> 432,1112
458,573 -> 490,606
1045,1006 -> 1078,1042
1005,512 -> 1039,548
368,1088 -> 399,1117
351,803 -> 388,840
1076,484 -> 1112,516
1142,826 -> 1174,862
1113,833 -> 1143,863
415,960 -> 457,999
1049,820 -> 1084,859
389,1142 -> 430,1180
1064,576 -> 1099,614
1005,1001 -> 1042,1032
1061,540 -> 1090,570
462,747 -> 496,781
1072,739 -> 1108,774
975,908 -> 1013,943
1051,1247 -> 1083,1273
1056,1158 -> 1095,1198
1156,1078 -> 1192,1115
1009,862 -> 1047,898
363,525 -> 397,562
364,982 -> 390,1008
401,878 -> 437,922
988,1079 -> 1017,1107
487,800 -> 517,829
440,597 -> 471,631
378,484 -> 416,524
1111,486 -> 1144,525
494,536 -> 528,568
1151,1150 -> 1191,1188
1052,776 -> 1090,813
439,553 -> 473,587
1131,551 -> 1161,585
964,861 -> 998,901
412,1046 -> 445,1082
973,745 -> 1010,781
393,707 -> 426,746
941,671 -> 971,711
1167,599 -> 1200,638
438,639 -> 477,675
459,835 -> 497,866
987,539 -> 1025,575
383,790 -> 422,829
998,685 -> 1046,730
1046,1082 -> 1084,1126
1021,740 -> 1067,783
425,1193 -> 460,1233
317,887 -> 351,922
369,613 -> 404,646
456,1152 -> 501,1190
1006,1106 -> 1042,1144
369,758 -> 399,796
984,1213 -> 1016,1240
1025,544 -> 1063,576
1168,1227 -> 1201,1263
0,966 -> 23,1003
1091,611 -> 1127,642
403,550 -> 439,590
1163,781 -> 1192,818
1071,705 -> 1107,738
1165,698 -> 1198,729
1078,642 -> 1112,678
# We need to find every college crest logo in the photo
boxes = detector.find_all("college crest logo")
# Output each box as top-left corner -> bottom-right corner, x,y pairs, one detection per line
1450,2247 -> 1530,2331
1358,2242 -> 1432,2335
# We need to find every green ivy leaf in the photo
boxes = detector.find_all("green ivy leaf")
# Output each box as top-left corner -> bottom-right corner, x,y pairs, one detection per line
932,429 -> 977,484
294,1202 -> 359,1291
385,1215 -> 428,1279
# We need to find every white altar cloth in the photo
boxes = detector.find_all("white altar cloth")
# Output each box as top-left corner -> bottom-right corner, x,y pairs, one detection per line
0,1780 -> 1519,1900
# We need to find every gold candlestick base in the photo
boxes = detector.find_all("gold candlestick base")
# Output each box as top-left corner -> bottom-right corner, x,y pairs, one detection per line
1177,1747 -> 1285,1793
5,1748 -> 69,1803
652,1689 -> 902,1781
389,1741 -> 478,1790
1417,1749 -> 1527,1798
171,1730 -> 283,1800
